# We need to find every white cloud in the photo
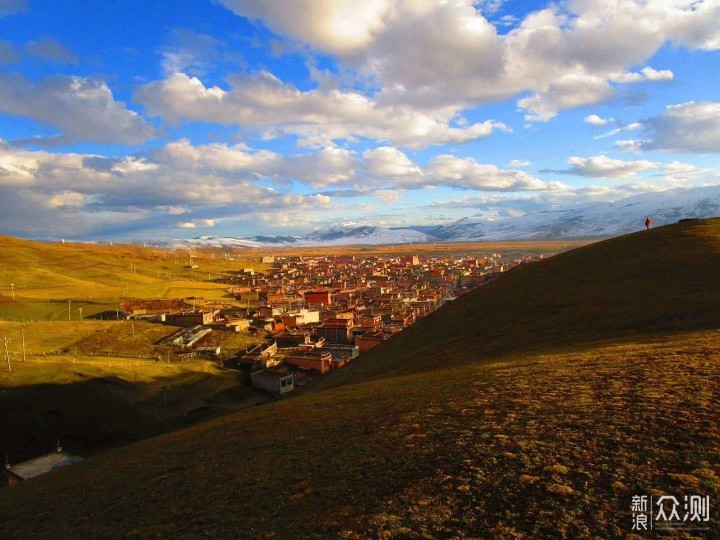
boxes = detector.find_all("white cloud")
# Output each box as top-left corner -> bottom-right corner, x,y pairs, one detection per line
425,155 -> 551,191
555,155 -> 698,179
561,155 -> 662,178
0,74 -> 158,145
594,122 -> 642,140
506,159 -> 531,168
584,114 -> 612,126
610,66 -> 674,84
217,0 -> 720,122
518,74 -> 614,122
0,142 -> 336,237
362,146 -> 422,178
136,72 -> 507,149
0,138 -> 575,237
637,102 -> 720,153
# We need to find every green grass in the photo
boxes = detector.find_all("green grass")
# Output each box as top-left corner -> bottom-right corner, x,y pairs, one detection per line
0,220 -> 718,538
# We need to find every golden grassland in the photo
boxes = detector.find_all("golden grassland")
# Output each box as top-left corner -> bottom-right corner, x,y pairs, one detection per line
0,222 -> 717,538
0,234 -> 270,321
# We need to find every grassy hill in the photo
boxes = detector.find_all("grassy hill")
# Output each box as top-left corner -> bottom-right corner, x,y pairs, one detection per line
0,235 -> 269,321
0,220 -> 719,538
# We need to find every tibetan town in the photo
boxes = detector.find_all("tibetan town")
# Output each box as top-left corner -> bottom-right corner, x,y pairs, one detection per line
120,251 -> 543,395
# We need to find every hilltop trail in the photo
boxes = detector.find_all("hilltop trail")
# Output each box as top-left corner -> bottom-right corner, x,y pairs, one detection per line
1,220 -> 719,539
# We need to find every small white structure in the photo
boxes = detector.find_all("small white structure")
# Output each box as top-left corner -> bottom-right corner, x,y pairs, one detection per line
250,369 -> 294,395
4,445 -> 83,486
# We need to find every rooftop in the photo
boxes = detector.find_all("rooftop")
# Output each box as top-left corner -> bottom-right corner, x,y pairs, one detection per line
7,452 -> 83,481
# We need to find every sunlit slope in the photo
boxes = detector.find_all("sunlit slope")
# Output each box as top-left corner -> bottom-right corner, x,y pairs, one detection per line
325,218 -> 720,384
0,235 -> 267,319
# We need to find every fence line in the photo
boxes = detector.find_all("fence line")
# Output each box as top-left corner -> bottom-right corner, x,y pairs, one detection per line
8,357 -> 171,368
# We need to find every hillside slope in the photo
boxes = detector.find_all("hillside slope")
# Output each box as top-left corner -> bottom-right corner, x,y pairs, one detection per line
322,217 -> 720,386
1,220 -> 719,539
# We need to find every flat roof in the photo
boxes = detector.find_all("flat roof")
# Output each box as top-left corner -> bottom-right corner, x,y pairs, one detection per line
8,452 -> 82,480
251,369 -> 293,380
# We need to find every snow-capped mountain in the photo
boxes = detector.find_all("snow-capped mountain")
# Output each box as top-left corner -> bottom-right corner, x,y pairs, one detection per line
144,186 -> 720,248
431,185 -> 720,240
146,224 -> 436,249
302,224 -> 435,245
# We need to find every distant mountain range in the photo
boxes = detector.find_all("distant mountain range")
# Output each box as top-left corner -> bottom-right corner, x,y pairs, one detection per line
146,185 -> 720,248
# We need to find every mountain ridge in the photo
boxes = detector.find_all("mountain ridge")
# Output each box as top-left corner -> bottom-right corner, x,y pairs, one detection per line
145,185 -> 720,248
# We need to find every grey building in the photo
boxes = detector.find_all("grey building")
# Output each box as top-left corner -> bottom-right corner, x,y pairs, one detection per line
250,369 -> 294,395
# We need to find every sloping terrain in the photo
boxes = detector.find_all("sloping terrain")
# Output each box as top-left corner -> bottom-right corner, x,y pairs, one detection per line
0,235 -> 265,319
0,220 -> 719,538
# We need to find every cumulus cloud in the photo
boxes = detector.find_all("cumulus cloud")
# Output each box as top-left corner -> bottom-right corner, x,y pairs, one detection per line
559,155 -> 662,178
635,102 -> 720,153
362,146 -> 422,179
518,74 -> 614,122
610,66 -> 674,84
0,138 -> 571,237
425,155 -> 552,191
0,142 -> 336,237
217,0 -> 720,121
135,71 -> 507,149
0,74 -> 158,145
26,37 -> 78,64
507,160 -> 531,168
585,114 -> 612,126
550,155 -> 698,179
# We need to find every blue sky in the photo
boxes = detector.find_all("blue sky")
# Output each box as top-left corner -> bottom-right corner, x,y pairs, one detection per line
0,0 -> 719,239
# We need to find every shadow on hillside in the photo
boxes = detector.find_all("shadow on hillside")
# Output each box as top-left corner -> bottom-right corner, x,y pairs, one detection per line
0,371 -> 269,466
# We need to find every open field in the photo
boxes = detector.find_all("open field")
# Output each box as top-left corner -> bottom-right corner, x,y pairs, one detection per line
0,235 -> 269,319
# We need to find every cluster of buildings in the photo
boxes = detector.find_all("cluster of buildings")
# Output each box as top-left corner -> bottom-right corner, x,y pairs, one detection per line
121,251 -> 540,395
221,252 -> 538,394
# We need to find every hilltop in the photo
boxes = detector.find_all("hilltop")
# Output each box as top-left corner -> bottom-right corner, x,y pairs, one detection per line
0,220 -> 719,538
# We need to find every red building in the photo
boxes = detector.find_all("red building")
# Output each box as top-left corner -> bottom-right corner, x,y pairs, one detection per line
355,331 -> 391,353
284,350 -> 333,374
304,289 -> 332,306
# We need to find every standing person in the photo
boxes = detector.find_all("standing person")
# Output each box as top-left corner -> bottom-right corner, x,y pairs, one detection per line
645,217 -> 652,230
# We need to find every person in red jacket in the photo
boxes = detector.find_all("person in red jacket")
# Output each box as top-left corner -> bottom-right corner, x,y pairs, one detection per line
645,217 -> 652,230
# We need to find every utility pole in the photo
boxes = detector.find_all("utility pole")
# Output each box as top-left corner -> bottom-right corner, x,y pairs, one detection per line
78,307 -> 83,321
10,283 -> 14,301
20,328 -> 26,362
3,337 -> 11,373
67,300 -> 72,321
